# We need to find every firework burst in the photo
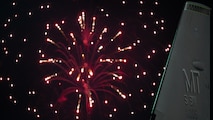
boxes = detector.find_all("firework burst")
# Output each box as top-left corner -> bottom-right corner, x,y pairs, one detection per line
38,11 -> 140,119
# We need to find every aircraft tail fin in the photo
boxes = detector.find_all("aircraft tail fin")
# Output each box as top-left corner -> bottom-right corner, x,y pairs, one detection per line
150,1 -> 211,120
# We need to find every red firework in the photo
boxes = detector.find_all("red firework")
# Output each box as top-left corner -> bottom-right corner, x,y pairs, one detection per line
38,11 -> 140,119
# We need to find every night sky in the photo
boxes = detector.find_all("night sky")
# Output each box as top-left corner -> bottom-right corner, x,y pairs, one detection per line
0,0 -> 211,120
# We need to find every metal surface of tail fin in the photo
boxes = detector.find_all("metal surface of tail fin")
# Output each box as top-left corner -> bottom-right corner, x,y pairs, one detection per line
150,1 -> 210,120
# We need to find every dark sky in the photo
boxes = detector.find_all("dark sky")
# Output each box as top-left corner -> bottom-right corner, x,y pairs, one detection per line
0,0 -> 211,120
